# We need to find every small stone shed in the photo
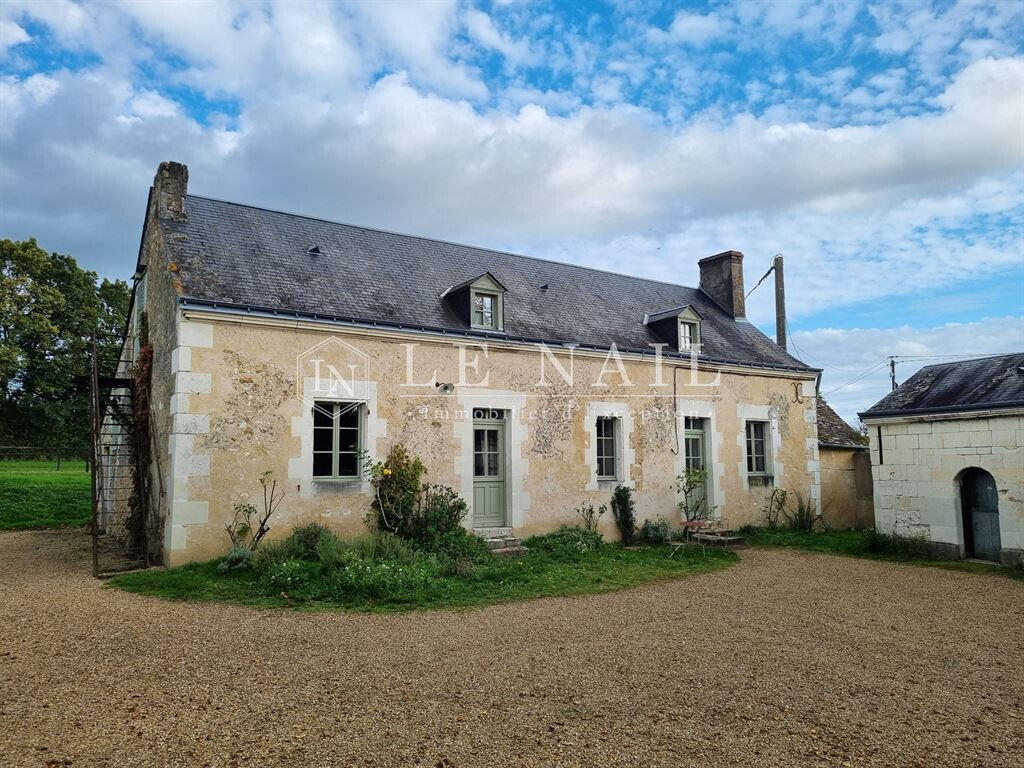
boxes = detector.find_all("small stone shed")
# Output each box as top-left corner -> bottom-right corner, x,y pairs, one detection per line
860,353 -> 1024,564
816,398 -> 872,529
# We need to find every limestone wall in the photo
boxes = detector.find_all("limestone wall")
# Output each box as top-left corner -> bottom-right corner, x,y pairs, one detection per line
160,311 -> 821,565
819,447 -> 873,530
866,413 -> 1024,562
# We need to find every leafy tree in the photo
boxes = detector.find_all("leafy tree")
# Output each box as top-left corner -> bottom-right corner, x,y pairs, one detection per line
0,238 -> 130,447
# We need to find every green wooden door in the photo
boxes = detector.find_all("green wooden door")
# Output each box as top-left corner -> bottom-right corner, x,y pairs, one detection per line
683,418 -> 708,518
473,417 -> 506,527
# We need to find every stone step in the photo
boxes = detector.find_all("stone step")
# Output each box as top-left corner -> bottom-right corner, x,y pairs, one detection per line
485,536 -> 522,550
491,545 -> 529,558
474,527 -> 513,539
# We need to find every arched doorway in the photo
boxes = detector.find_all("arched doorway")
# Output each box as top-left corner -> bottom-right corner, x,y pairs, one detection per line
959,468 -> 1001,562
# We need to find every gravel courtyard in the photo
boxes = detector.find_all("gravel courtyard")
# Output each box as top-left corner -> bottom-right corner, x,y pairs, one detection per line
1,530 -> 1021,768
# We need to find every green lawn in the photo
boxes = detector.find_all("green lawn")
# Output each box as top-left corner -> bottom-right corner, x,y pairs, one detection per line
744,527 -> 1024,581
112,532 -> 737,613
0,460 -> 92,530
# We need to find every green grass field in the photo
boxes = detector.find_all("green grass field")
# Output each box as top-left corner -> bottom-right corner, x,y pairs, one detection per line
744,528 -> 1024,581
0,460 -> 92,530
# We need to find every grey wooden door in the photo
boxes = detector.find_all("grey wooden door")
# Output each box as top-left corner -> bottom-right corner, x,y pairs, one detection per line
961,468 -> 1000,561
473,416 -> 506,527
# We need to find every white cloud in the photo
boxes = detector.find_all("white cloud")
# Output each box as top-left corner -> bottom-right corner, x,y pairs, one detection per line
464,7 -> 533,66
0,19 -> 30,53
796,317 -> 1024,425
648,12 -> 730,46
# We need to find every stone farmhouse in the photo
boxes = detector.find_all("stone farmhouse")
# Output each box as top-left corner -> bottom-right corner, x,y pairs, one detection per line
860,353 -> 1024,564
124,162 -> 823,565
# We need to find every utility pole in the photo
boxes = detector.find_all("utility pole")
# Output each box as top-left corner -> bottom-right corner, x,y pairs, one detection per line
890,356 -> 897,391
773,254 -> 786,351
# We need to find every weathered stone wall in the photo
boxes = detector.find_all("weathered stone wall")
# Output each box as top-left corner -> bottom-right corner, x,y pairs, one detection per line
866,413 -> 1024,563
819,447 -> 873,530
160,313 -> 820,565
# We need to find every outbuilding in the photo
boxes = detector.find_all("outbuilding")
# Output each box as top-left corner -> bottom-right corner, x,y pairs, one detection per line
859,354 -> 1024,564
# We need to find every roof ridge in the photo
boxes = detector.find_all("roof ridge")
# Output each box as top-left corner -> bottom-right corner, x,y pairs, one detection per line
185,193 -> 703,293
918,352 -> 1024,370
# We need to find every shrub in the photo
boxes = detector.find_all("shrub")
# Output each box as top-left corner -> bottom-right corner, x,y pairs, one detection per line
253,537 -> 305,572
346,531 -> 422,565
368,444 -> 427,534
762,488 -> 787,529
574,502 -> 607,533
289,522 -> 334,559
216,546 -> 254,574
406,484 -> 469,548
784,492 -> 817,532
640,518 -> 672,546
327,558 -> 436,600
224,470 -> 285,551
676,469 -> 714,522
264,558 -> 308,591
862,528 -> 935,559
525,525 -> 603,556
433,529 -> 494,562
610,484 -> 637,545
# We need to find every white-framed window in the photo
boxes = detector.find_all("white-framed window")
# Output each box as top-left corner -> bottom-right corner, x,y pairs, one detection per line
745,420 -> 771,480
596,416 -> 618,479
679,320 -> 698,350
472,291 -> 498,329
312,401 -> 362,479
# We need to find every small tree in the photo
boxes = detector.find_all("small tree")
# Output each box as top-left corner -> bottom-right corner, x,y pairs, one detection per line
225,470 -> 284,551
574,502 -> 607,534
610,484 -> 637,545
762,488 -> 787,528
676,468 -> 715,522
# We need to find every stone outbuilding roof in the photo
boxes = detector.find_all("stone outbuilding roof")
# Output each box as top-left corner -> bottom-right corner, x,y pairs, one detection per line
161,194 -> 816,373
860,353 -> 1024,419
817,398 -> 867,448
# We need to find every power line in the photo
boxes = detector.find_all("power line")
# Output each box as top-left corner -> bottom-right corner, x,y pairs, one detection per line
821,357 -> 891,397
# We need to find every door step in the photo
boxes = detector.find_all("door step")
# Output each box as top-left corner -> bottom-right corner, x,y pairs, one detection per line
474,528 -> 528,557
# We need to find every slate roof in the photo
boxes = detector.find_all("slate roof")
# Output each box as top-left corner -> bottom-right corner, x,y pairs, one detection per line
860,353 -> 1024,419
817,398 -> 867,448
163,195 -> 816,372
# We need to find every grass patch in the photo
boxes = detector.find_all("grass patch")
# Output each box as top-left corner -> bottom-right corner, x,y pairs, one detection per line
744,528 -> 1024,581
111,527 -> 736,613
0,460 -> 91,530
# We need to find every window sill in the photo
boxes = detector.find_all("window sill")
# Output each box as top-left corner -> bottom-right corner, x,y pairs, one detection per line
747,475 -> 774,488
311,478 -> 363,491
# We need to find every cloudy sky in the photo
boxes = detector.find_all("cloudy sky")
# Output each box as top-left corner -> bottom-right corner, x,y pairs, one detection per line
1,0 -> 1022,423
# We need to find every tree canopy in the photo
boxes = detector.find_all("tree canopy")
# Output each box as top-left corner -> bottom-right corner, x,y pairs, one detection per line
1,238 -> 130,448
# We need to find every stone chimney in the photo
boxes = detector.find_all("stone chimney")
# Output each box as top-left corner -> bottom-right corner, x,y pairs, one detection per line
153,161 -> 188,221
698,250 -> 745,318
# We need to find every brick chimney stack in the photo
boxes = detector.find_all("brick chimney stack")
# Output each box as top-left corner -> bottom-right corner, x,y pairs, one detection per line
153,161 -> 188,221
698,250 -> 745,318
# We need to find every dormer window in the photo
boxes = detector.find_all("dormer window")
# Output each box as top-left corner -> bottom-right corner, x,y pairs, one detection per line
644,304 -> 702,353
441,272 -> 507,332
473,291 -> 498,329
679,320 -> 699,350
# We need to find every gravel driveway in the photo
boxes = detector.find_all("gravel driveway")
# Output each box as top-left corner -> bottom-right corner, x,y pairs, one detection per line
1,529 -> 1021,768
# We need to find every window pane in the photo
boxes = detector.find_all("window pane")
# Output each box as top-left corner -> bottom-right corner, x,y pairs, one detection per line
337,452 -> 358,477
313,428 -> 333,452
313,452 -> 333,477
338,428 -> 359,452
487,452 -> 499,476
474,429 -> 485,452
313,403 -> 333,427
486,429 -> 498,452
474,452 -> 485,476
337,404 -> 359,428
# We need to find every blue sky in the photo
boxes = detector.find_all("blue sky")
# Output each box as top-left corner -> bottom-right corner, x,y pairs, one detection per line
1,0 -> 1022,422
